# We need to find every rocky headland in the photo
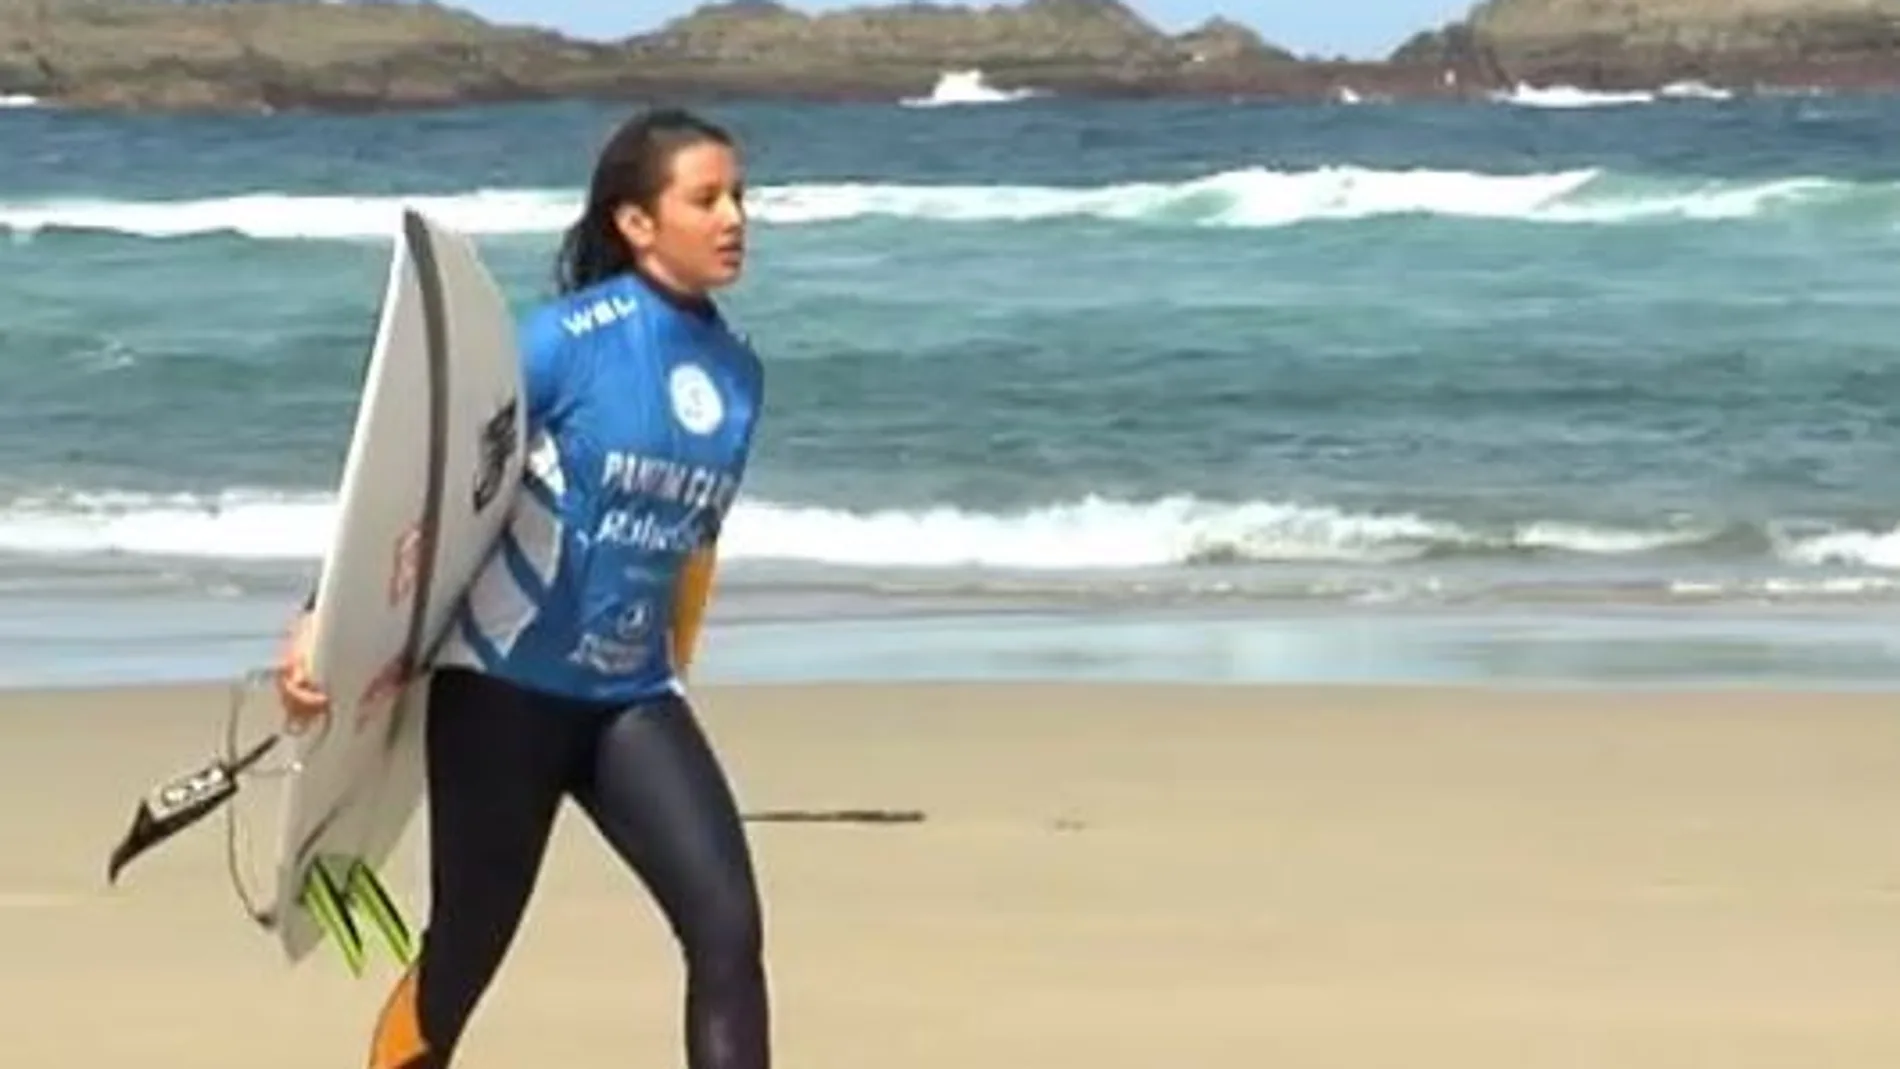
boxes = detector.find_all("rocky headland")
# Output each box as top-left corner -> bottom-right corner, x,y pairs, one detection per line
1,0 -> 1898,114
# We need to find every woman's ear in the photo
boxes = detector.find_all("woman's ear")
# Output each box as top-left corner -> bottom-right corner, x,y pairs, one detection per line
612,202 -> 654,255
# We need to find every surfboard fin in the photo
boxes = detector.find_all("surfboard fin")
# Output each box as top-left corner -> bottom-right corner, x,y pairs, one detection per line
105,735 -> 281,886
304,856 -> 416,977
347,859 -> 418,967
303,859 -> 368,976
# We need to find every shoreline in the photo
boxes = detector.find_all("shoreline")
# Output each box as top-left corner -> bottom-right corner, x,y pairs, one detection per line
10,599 -> 1900,695
5,82 -> 1897,120
6,59 -> 1900,120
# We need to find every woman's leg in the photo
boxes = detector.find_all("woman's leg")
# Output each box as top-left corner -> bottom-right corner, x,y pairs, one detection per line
367,669 -> 585,1069
571,694 -> 770,1069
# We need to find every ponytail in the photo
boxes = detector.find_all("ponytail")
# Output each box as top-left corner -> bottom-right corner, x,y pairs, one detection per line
553,204 -> 635,295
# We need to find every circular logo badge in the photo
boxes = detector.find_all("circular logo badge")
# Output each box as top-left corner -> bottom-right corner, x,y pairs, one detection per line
614,600 -> 653,641
669,363 -> 724,436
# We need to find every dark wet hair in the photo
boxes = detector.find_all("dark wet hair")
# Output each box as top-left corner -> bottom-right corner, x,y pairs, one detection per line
554,107 -> 738,295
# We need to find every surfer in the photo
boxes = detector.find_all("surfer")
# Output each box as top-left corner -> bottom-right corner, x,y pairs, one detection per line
275,107 -> 769,1069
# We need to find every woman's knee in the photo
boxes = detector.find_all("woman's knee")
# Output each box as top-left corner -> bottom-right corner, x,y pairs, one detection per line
681,880 -> 764,972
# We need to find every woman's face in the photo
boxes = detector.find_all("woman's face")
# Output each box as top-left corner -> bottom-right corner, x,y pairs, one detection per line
616,140 -> 747,296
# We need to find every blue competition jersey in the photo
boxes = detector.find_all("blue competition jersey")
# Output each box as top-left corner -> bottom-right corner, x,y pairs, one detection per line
434,272 -> 764,705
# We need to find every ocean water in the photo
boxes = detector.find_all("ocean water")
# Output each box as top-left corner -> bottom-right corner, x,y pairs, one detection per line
7,87 -> 1900,689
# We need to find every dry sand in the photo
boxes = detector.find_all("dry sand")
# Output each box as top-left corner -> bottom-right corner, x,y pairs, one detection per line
2,679 -> 1899,1066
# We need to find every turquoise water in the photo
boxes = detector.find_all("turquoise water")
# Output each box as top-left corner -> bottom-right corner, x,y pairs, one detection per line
6,91 -> 1900,688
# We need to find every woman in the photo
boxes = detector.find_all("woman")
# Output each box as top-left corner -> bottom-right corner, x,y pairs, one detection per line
275,107 -> 770,1069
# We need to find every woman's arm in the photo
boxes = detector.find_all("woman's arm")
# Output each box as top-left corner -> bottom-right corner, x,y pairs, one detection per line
669,542 -> 721,678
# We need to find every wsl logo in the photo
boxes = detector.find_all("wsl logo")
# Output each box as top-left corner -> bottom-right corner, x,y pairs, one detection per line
561,293 -> 638,337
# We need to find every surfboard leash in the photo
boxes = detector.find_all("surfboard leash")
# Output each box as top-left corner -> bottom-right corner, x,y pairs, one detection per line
103,666 -> 312,931
219,666 -> 315,929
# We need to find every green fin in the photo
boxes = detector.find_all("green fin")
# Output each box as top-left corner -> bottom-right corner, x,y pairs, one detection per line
346,860 -> 417,967
302,858 -> 368,977
301,855 -> 415,976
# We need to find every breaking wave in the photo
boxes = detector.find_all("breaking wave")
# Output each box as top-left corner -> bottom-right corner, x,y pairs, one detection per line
4,488 -> 1898,575
0,166 -> 1885,241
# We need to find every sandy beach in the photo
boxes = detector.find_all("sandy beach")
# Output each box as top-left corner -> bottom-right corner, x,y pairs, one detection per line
3,679 -> 1899,1067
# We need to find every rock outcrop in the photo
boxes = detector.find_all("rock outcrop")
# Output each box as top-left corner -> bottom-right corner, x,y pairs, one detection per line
620,0 -> 1192,98
0,0 -> 627,110
1402,0 -> 1900,90
3,0 -> 1900,114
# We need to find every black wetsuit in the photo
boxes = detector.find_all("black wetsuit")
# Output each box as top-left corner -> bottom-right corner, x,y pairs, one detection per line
369,668 -> 767,1069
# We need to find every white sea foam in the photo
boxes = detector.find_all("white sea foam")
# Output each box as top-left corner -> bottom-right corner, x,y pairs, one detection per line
0,188 -> 579,241
0,166 -> 1866,241
0,488 -> 1761,571
1669,575 -> 1900,599
900,69 -> 1040,108
1493,80 -> 1736,108
1493,83 -> 1658,108
1777,524 -> 1900,571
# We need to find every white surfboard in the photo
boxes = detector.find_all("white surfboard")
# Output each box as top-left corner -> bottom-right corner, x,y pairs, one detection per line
265,209 -> 526,970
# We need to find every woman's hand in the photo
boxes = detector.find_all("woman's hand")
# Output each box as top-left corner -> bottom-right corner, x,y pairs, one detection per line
275,610 -> 330,730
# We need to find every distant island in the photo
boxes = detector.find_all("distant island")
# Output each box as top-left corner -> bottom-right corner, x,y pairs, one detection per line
2,0 -> 1898,113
